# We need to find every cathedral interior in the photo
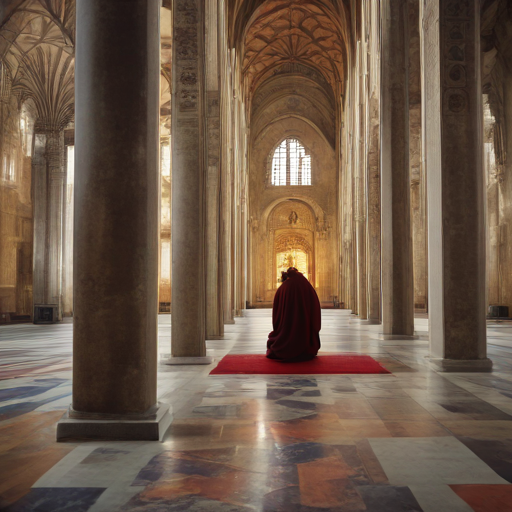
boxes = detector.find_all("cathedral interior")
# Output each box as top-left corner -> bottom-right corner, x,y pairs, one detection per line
3,0 -> 512,510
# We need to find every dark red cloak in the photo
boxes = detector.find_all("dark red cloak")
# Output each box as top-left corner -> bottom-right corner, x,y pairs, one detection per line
266,272 -> 321,362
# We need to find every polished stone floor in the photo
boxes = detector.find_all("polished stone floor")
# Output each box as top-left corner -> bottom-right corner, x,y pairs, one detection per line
2,310 -> 512,510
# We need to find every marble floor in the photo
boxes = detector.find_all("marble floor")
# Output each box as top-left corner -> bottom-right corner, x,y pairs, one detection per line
2,311 -> 512,511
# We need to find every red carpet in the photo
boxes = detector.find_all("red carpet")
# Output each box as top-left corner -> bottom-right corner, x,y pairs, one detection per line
209,354 -> 391,375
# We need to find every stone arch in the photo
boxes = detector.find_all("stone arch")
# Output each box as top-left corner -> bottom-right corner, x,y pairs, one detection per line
261,196 -> 325,230
255,117 -> 333,150
264,198 -> 318,295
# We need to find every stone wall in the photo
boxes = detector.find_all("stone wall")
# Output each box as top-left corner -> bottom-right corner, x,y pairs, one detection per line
0,94 -> 33,319
482,0 -> 512,314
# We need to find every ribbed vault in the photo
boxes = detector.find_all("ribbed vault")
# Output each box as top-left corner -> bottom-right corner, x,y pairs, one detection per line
0,0 -> 75,129
241,1 -> 347,97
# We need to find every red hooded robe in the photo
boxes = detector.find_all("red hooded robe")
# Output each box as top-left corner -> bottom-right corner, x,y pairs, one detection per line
266,270 -> 321,362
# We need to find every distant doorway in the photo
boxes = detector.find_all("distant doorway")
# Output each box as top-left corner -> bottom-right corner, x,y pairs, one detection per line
276,248 -> 309,287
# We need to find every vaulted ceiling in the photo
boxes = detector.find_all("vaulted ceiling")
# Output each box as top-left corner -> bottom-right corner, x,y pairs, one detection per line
0,1 -> 75,128
241,1 -> 348,98
233,0 -> 350,147
1,0 -> 172,130
0,0 -> 74,77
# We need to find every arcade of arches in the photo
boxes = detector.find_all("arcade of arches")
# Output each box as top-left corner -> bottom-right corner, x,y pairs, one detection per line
4,0 -> 512,510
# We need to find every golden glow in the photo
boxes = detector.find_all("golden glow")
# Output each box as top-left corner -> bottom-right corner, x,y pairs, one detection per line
276,249 -> 309,286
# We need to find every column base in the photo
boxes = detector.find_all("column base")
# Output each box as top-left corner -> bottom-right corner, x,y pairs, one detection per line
163,356 -> 213,365
358,319 -> 382,325
429,357 -> 493,373
56,403 -> 173,442
378,333 -> 419,340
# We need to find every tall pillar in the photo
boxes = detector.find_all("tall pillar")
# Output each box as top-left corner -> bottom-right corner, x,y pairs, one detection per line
356,43 -> 368,320
380,0 -> 415,337
46,130 -> 65,317
366,0 -> 382,325
58,0 -> 171,440
423,0 -> 491,371
220,49 -> 234,325
408,0 -> 428,313
367,93 -> 381,324
168,0 -> 212,363
205,0 -> 224,339
32,127 -> 66,322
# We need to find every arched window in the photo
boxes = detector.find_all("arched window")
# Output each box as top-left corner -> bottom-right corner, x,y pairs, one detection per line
271,138 -> 311,186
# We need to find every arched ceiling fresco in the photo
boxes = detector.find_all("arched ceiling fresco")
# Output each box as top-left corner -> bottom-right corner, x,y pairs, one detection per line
231,0 -> 349,100
242,2 -> 346,97
233,1 -> 349,149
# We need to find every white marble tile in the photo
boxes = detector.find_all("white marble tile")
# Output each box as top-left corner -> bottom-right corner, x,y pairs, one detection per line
409,485 -> 474,512
369,437 -> 508,485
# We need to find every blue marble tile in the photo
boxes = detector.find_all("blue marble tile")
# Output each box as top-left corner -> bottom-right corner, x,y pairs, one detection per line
272,442 -> 334,465
0,392 -> 71,421
266,388 -> 297,400
457,437 -> 512,483
262,485 -> 361,512
269,378 -> 319,388
122,496 -> 254,511
0,384 -> 58,403
132,451 -> 237,486
275,399 -> 317,411
357,485 -> 424,512
439,400 -> 512,420
298,390 -> 321,397
5,488 -> 105,512
268,464 -> 299,489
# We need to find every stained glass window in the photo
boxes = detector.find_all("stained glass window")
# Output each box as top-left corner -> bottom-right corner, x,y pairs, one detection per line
271,138 -> 311,186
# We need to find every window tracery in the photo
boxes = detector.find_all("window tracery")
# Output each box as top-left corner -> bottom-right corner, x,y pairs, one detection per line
270,138 -> 311,186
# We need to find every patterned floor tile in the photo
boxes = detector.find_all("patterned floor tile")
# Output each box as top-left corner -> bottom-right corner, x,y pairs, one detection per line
456,437 -> 512,483
357,485 -> 424,512
3,312 -> 512,511
450,484 -> 512,512
369,437 -> 508,486
298,458 -> 366,508
3,487 -> 105,512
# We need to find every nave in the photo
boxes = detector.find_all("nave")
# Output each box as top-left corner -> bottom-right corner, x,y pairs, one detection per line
3,312 -> 512,511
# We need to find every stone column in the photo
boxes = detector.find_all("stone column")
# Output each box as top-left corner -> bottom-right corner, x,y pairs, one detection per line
408,0 -> 428,313
58,0 -> 172,440
46,130 -> 65,317
220,47 -> 234,325
356,43 -> 368,320
167,0 -> 212,363
205,0 -> 224,339
367,94 -> 381,324
366,0 -> 382,325
62,131 -> 75,318
380,0 -> 415,337
423,0 -> 491,371
32,126 -> 66,322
